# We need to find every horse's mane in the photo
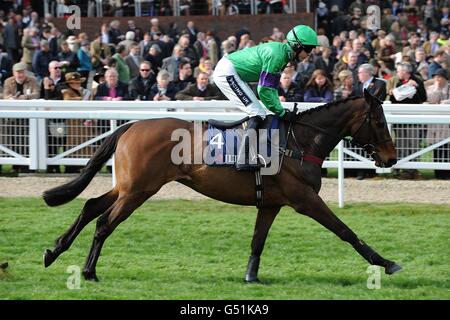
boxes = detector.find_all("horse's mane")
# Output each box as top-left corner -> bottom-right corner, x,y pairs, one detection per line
297,96 -> 362,119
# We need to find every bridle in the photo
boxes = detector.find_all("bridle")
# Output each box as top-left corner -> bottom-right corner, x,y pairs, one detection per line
286,102 -> 391,160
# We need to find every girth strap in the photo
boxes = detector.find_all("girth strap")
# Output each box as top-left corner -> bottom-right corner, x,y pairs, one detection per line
279,147 -> 324,167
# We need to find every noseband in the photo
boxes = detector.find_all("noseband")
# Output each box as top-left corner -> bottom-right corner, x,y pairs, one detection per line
349,110 -> 392,156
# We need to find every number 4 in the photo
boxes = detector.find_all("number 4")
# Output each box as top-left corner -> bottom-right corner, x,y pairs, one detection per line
210,133 -> 224,149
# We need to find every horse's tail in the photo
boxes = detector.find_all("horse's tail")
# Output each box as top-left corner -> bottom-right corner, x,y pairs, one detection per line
43,122 -> 134,207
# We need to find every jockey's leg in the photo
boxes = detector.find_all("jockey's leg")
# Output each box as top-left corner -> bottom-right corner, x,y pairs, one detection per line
236,116 -> 263,171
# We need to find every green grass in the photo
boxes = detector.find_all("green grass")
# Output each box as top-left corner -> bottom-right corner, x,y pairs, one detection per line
0,198 -> 449,300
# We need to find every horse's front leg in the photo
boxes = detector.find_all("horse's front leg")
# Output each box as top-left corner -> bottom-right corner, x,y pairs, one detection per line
290,189 -> 402,275
245,206 -> 281,283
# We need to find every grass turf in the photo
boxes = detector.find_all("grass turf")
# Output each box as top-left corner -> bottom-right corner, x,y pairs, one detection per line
0,198 -> 449,300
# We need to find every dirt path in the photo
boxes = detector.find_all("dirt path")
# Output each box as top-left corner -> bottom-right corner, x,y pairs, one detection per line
1,175 -> 449,204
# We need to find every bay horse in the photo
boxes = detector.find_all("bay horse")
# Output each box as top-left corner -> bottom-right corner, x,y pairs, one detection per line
43,90 -> 402,282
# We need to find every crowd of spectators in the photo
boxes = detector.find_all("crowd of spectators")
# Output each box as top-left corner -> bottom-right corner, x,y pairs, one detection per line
0,0 -> 449,179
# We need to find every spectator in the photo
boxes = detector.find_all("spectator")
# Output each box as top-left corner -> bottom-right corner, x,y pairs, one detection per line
145,44 -> 163,74
388,62 -> 427,180
428,49 -> 447,79
193,32 -> 207,60
402,32 -> 421,61
417,63 -> 430,82
334,69 -> 357,101
314,46 -> 337,81
378,34 -> 397,71
41,61 -> 65,99
118,31 -> 136,51
112,45 -> 131,85
161,44 -> 185,81
354,63 -> 387,100
423,31 -> 441,57
125,44 -> 144,79
32,39 -> 52,80
77,40 -> 93,87
108,20 -> 123,45
129,61 -> 157,100
278,72 -> 302,102
178,34 -> 199,67
333,50 -> 359,86
175,72 -> 223,101
3,62 -> 39,174
426,68 -> 450,179
3,16 -> 20,63
172,60 -> 195,92
100,23 -> 111,46
297,55 -> 316,87
21,27 -> 40,70
91,33 -> 112,72
58,41 -> 79,74
303,69 -> 334,103
0,44 -> 13,85
150,70 -> 177,101
94,68 -> 129,101
352,38 -> 369,66
61,72 -> 93,174
184,20 -> 198,45
139,33 -> 153,59
205,31 -> 219,67
3,62 -> 39,100
413,47 -> 429,73
193,58 -> 214,81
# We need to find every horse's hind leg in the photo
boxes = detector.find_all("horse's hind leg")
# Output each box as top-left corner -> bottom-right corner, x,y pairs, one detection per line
82,191 -> 150,281
292,190 -> 402,275
245,207 -> 281,283
43,190 -> 118,268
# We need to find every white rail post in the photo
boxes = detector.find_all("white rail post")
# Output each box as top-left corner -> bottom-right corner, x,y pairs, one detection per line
110,119 -> 117,187
38,118 -> 48,170
338,140 -> 345,208
29,118 -> 39,170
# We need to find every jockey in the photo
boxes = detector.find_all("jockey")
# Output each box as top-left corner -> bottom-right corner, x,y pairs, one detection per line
213,25 -> 318,171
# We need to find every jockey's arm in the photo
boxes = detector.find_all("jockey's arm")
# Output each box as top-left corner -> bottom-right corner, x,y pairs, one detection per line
257,45 -> 288,117
257,84 -> 285,117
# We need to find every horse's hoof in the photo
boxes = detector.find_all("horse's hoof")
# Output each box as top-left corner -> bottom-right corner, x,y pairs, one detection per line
83,270 -> 99,282
0,262 -> 8,270
385,262 -> 402,275
43,249 -> 55,268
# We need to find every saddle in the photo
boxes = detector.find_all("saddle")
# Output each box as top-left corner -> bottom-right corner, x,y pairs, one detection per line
206,115 -> 287,209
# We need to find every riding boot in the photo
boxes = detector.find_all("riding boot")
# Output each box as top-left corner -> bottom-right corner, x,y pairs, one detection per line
236,116 -> 263,171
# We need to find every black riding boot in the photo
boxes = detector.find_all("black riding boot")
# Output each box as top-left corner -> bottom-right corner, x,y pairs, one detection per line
236,116 -> 263,171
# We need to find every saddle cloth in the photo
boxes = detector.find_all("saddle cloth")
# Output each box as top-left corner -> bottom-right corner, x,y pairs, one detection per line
205,115 -> 284,167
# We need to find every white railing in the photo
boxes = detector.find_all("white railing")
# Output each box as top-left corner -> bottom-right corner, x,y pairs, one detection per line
1,100 -> 450,207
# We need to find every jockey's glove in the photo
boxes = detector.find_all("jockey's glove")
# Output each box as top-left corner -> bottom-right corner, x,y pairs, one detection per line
282,109 -> 298,123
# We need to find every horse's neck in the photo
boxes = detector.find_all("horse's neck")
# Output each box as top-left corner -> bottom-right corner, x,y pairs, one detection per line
296,100 -> 363,158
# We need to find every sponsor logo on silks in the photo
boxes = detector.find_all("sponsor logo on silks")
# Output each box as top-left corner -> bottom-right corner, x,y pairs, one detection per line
226,75 -> 251,106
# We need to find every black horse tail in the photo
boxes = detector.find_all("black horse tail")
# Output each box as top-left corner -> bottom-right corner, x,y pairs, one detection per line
43,122 -> 134,207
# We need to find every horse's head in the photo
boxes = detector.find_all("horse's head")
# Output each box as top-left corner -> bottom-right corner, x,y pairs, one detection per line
351,89 -> 397,168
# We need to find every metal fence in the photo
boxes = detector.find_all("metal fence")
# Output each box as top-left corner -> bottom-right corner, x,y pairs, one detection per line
1,100 -> 450,206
